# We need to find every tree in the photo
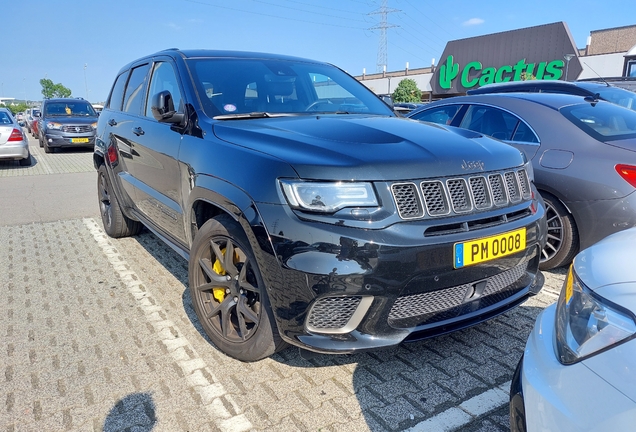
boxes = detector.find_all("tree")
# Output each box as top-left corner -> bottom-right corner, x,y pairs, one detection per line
392,79 -> 422,103
40,78 -> 72,98
0,103 -> 28,114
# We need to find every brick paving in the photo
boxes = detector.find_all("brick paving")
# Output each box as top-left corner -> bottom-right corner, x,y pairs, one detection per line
0,136 -> 568,431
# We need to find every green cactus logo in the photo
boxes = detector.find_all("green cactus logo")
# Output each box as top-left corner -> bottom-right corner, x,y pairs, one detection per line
439,55 -> 459,89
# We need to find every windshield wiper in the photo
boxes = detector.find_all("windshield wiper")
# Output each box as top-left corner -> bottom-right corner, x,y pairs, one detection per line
213,112 -> 298,120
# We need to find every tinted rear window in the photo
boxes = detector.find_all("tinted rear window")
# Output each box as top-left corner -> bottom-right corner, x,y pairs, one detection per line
560,102 -> 636,141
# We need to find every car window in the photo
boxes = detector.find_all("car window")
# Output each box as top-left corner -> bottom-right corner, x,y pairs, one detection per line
188,58 -> 394,118
123,64 -> 150,115
595,86 -> 636,111
511,121 -> 539,143
410,105 -> 460,125
107,71 -> 129,111
561,101 -> 636,141
0,111 -> 12,124
145,61 -> 183,118
43,101 -> 96,116
460,106 -> 518,141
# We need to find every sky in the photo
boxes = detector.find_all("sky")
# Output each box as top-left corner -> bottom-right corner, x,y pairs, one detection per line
3,0 -> 636,104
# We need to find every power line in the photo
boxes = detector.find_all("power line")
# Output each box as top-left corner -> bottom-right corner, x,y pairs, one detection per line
368,0 -> 400,72
248,0 -> 369,23
184,0 -> 367,30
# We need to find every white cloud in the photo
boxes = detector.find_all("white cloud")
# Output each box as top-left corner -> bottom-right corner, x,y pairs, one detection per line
167,22 -> 181,31
463,18 -> 485,26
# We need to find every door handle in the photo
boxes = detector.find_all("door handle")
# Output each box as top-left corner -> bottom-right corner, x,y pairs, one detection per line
108,118 -> 117,126
132,126 -> 145,136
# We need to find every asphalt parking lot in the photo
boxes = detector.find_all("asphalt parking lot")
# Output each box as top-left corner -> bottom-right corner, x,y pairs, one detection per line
0,134 -> 567,431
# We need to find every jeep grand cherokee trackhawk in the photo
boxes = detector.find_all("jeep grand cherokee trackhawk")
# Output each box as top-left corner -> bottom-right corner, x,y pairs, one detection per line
94,49 -> 547,361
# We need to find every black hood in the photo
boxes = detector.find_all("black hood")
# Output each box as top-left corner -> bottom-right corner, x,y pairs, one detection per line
213,115 -> 524,181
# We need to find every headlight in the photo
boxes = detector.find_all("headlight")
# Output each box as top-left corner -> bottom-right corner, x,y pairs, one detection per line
555,265 -> 636,365
280,180 -> 378,213
46,122 -> 63,130
91,122 -> 98,130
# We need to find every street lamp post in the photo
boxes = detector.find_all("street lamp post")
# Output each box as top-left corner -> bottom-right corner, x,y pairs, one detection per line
564,54 -> 575,81
84,64 -> 89,100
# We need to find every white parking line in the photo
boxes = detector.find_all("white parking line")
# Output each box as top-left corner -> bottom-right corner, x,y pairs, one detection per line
83,218 -> 253,432
406,381 -> 511,432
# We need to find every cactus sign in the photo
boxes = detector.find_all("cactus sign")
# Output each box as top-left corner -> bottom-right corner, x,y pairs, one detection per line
431,22 -> 582,94
438,55 -> 564,90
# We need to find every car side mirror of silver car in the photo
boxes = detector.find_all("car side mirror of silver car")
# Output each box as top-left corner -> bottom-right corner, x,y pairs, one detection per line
151,90 -> 185,125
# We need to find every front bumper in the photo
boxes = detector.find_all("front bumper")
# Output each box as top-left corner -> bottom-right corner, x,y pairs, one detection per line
515,305 -> 636,432
0,141 -> 29,160
44,132 -> 95,148
255,196 -> 547,354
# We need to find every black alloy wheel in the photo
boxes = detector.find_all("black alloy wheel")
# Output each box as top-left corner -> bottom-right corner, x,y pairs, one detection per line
539,194 -> 578,270
189,216 -> 285,361
97,165 -> 141,238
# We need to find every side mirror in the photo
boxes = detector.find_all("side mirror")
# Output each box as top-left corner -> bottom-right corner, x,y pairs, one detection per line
151,90 -> 185,124
34,112 -> 40,118
380,94 -> 394,108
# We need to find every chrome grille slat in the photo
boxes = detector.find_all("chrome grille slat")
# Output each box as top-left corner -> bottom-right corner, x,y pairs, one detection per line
61,125 -> 92,133
391,168 -> 532,219
470,176 -> 491,209
488,174 -> 507,207
517,169 -> 531,199
421,181 -> 449,216
505,172 -> 522,203
447,178 -> 472,213
391,183 -> 423,219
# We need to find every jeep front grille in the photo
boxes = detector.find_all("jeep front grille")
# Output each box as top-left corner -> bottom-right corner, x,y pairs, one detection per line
391,168 -> 531,220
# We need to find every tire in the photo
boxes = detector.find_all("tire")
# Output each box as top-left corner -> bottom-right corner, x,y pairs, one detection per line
539,194 -> 579,270
189,215 -> 286,361
19,153 -> 31,166
38,135 -> 43,148
97,164 -> 142,238
43,140 -> 52,153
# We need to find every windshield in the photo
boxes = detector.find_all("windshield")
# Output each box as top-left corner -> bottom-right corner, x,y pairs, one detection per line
44,102 -> 97,117
560,101 -> 636,141
186,58 -> 395,118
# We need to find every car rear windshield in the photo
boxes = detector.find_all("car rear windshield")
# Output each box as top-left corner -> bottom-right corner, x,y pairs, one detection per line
186,58 -> 395,118
590,85 -> 636,111
560,101 -> 636,141
44,102 -> 96,117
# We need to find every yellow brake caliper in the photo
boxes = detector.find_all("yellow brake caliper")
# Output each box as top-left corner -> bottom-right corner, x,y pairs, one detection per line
212,248 -> 238,303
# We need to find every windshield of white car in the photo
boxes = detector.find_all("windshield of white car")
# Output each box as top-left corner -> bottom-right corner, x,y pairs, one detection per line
188,58 -> 395,119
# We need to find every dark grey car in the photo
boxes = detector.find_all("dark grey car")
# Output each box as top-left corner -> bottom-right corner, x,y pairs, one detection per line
408,93 -> 636,270
467,80 -> 636,111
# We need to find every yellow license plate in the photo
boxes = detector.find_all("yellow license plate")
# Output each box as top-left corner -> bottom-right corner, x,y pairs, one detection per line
71,138 -> 89,143
454,228 -> 526,268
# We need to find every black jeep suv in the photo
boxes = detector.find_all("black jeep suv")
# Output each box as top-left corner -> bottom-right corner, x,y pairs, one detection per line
39,97 -> 98,153
95,49 -> 547,361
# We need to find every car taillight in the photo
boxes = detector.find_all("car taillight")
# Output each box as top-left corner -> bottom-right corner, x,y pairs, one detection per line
616,164 -> 636,188
8,128 -> 23,141
107,144 -> 119,166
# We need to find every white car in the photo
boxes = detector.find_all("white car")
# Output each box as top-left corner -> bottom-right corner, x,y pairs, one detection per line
0,108 -> 30,166
511,227 -> 636,431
